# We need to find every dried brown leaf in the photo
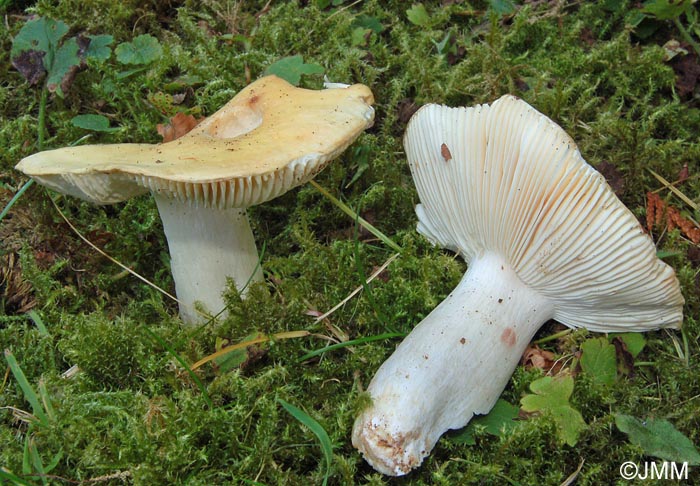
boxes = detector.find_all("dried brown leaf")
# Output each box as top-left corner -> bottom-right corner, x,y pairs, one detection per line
156,112 -> 202,142
521,345 -> 556,371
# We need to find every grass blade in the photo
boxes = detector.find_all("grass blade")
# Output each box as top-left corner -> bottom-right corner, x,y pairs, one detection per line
37,379 -> 55,422
310,180 -> 402,253
0,468 -> 33,485
0,179 -> 34,223
141,327 -> 213,408
352,219 -> 391,329
27,438 -> 48,486
278,398 -> 333,486
3,350 -> 49,426
26,310 -> 49,336
648,169 -> 698,211
298,331 -> 406,362
191,330 -> 310,370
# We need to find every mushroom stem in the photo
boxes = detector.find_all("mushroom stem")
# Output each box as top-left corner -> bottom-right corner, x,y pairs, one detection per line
352,252 -> 555,476
154,193 -> 263,324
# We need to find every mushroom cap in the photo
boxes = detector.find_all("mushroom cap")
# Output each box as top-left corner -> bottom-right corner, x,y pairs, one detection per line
404,96 -> 684,332
16,75 -> 375,208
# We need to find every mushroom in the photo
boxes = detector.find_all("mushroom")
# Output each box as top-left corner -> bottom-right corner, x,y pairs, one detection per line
16,75 -> 375,323
352,95 -> 684,476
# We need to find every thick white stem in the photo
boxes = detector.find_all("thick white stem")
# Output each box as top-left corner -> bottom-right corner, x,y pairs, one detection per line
352,252 -> 555,476
154,193 -> 263,324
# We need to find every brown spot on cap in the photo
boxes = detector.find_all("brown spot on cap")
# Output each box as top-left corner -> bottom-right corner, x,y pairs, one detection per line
460,337 -> 466,344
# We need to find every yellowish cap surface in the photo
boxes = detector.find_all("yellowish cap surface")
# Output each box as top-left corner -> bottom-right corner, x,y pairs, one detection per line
16,75 -> 375,208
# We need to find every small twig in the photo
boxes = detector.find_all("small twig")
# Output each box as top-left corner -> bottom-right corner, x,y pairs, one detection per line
560,458 -> 585,486
86,470 -> 132,483
314,252 -> 400,323
48,197 -> 186,308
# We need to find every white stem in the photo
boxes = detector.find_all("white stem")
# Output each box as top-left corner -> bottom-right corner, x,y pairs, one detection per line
154,193 -> 263,324
352,252 -> 555,476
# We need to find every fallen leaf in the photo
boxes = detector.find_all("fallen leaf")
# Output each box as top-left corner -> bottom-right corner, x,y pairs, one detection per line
157,112 -> 201,142
521,345 -> 557,372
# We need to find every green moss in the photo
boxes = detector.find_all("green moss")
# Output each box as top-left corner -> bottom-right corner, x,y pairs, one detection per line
1,1 -> 699,484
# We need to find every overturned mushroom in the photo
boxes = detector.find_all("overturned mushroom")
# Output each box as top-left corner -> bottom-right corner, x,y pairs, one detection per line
16,75 -> 375,323
352,95 -> 684,475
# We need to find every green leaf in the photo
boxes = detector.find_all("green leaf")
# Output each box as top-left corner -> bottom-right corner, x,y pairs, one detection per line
641,0 -> 692,20
610,332 -> 646,358
432,32 -> 453,56
615,414 -> 700,464
4,349 -> 50,427
115,34 -> 163,65
353,14 -> 384,34
46,37 -> 81,95
263,55 -> 324,86
71,114 -> 120,132
350,27 -> 371,47
278,399 -> 333,486
580,337 -> 617,386
11,17 -> 74,87
406,4 -> 430,26
521,375 -> 586,446
85,34 -> 114,61
450,399 -> 520,445
11,17 -> 69,58
488,0 -> 517,15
